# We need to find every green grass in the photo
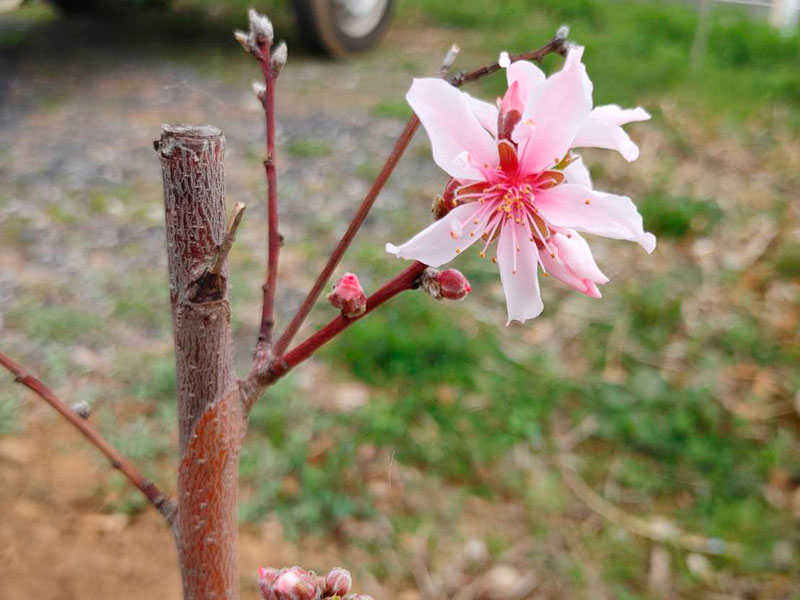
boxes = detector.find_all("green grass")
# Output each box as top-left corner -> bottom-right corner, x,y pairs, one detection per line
286,139 -> 333,158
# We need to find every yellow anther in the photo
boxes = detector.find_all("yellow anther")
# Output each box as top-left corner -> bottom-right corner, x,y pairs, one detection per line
491,256 -> 497,263
455,248 -> 461,254
584,199 -> 591,205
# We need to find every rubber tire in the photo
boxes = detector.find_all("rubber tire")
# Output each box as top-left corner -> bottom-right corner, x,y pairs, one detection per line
291,0 -> 393,57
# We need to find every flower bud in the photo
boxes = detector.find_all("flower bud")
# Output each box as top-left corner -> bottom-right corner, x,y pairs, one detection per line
273,567 -> 318,600
271,41 -> 288,76
234,29 -> 253,53
432,177 -> 461,220
420,268 -> 471,301
328,273 -> 367,318
258,567 -> 281,600
252,81 -> 267,101
248,8 -> 274,45
324,568 -> 352,598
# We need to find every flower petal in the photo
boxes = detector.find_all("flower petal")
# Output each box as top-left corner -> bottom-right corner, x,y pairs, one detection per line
496,222 -> 544,324
386,203 -> 488,267
562,156 -> 592,187
516,46 -> 593,174
463,92 -> 499,138
540,229 -> 608,297
505,59 -> 546,103
535,184 -> 656,253
407,78 -> 499,180
572,105 -> 651,161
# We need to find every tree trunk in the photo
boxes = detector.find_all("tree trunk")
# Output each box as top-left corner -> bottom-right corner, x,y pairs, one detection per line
157,124 -> 243,600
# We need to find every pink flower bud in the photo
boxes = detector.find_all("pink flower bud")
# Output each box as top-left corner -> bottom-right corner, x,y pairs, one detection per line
273,567 -> 318,600
324,568 -> 352,597
328,273 -> 367,318
432,178 -> 461,220
420,268 -> 471,301
437,269 -> 471,300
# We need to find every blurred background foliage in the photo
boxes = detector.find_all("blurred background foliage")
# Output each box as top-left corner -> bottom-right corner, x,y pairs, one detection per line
1,0 -> 799,598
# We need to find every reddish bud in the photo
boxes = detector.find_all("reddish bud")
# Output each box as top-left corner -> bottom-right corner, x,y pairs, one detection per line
259,566 -> 319,600
328,273 -> 367,318
420,268 -> 471,301
432,177 -> 462,220
324,568 -> 352,597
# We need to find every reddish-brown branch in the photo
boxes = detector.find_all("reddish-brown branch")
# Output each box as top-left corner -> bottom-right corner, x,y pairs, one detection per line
0,351 -> 176,524
268,35 -> 567,361
258,261 -> 427,387
257,40 -> 281,350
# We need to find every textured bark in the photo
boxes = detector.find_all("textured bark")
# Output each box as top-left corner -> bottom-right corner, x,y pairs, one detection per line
157,124 -> 243,600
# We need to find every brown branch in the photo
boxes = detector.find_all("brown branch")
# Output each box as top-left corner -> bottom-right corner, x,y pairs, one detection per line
246,261 -> 427,398
268,33 -> 568,362
257,38 -> 281,351
0,351 -> 177,524
448,30 -> 570,87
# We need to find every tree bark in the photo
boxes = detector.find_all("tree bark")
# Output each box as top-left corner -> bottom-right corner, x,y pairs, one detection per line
157,124 -> 243,600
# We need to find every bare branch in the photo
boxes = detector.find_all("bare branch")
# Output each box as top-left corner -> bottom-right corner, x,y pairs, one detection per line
0,351 -> 177,524
256,36 -> 281,352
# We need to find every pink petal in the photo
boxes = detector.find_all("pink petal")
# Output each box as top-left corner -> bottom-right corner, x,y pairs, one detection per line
464,92 -> 498,137
516,46 -> 593,174
496,222 -> 543,324
562,156 -> 592,187
505,59 -> 546,104
535,184 -> 656,253
407,78 -> 499,180
572,105 -> 650,161
386,203 -> 487,267
540,229 -> 608,297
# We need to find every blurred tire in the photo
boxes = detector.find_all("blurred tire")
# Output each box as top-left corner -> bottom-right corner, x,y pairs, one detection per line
291,0 -> 393,57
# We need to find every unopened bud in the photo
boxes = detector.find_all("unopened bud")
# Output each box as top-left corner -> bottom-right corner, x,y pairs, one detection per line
258,567 -> 281,600
420,268 -> 471,301
252,80 -> 267,101
555,24 -> 570,41
272,567 -> 318,600
324,568 -> 352,597
328,273 -> 367,318
271,41 -> 288,75
432,177 -> 461,220
70,400 -> 92,419
249,8 -> 274,45
234,30 -> 253,53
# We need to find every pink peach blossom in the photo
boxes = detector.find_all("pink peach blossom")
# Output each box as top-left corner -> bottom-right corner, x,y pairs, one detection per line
387,47 -> 654,323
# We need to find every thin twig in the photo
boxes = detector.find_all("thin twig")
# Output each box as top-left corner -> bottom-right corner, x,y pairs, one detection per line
0,351 -> 177,525
257,37 -> 281,350
210,202 -> 247,275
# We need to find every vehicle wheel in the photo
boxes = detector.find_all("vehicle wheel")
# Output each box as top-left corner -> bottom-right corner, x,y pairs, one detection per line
291,0 -> 393,57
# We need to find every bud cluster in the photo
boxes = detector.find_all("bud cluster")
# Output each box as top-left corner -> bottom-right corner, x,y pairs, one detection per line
258,566 -> 374,600
327,273 -> 367,318
235,8 -> 289,75
419,268 -> 471,301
